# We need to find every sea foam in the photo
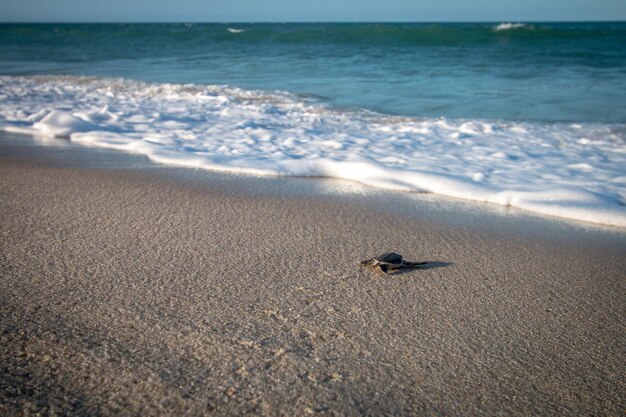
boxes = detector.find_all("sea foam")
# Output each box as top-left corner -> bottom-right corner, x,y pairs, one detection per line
1,76 -> 625,227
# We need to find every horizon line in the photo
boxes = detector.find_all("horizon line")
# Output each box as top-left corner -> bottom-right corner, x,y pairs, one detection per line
1,19 -> 625,24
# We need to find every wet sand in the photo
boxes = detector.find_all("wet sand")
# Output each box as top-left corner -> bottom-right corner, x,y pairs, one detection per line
1,138 -> 625,416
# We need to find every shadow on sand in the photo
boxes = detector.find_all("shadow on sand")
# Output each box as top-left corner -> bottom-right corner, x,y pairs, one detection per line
387,261 -> 453,275
359,261 -> 453,277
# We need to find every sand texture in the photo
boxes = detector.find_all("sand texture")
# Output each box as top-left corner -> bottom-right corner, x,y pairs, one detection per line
1,155 -> 625,416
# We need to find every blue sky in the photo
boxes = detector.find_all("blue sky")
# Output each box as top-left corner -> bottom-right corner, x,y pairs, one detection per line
1,0 -> 625,22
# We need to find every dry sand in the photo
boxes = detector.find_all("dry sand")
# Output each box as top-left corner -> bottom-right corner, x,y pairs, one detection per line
1,142 -> 625,416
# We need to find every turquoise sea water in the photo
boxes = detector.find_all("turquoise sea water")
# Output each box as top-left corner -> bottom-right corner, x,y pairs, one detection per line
1,22 -> 625,226
1,22 -> 625,123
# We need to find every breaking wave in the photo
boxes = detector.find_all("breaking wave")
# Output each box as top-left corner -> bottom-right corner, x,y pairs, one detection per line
494,23 -> 529,31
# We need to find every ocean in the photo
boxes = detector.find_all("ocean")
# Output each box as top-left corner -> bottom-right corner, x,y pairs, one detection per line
0,22 -> 625,226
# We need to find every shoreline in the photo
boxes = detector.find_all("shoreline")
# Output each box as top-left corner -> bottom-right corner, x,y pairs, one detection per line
2,131 -> 625,237
1,75 -> 625,228
1,133 -> 625,415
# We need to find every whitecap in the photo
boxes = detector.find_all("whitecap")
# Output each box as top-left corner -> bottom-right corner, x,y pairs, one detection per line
494,23 -> 528,31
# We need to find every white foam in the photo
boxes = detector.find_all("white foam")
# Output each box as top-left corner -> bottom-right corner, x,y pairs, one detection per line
32,110 -> 95,137
494,23 -> 528,31
1,75 -> 625,227
227,28 -> 245,33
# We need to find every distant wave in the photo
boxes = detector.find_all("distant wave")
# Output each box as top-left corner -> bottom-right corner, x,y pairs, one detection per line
1,76 -> 625,227
3,23 -> 613,49
494,23 -> 529,31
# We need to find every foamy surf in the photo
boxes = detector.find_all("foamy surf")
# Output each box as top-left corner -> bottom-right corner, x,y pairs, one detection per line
1,75 -> 625,227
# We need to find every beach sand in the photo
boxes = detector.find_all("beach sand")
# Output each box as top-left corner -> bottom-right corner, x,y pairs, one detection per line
1,139 -> 624,416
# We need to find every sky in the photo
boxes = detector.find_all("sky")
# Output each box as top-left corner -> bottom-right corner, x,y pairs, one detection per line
1,0 -> 625,23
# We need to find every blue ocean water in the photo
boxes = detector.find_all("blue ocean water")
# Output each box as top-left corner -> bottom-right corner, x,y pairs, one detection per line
1,22 -> 625,123
1,22 -> 625,226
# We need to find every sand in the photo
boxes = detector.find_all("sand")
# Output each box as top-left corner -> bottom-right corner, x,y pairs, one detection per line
1,138 -> 625,416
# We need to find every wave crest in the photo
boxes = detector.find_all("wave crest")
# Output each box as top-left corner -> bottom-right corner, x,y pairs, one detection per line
494,23 -> 529,31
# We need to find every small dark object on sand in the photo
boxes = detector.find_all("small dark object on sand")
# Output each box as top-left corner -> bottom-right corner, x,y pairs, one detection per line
360,252 -> 428,274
